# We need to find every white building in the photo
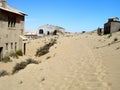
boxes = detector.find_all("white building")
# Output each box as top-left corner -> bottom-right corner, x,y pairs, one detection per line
37,24 -> 65,36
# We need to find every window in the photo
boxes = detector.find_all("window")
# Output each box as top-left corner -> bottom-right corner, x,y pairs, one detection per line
11,43 -> 13,49
6,43 -> 8,50
8,16 -> 16,27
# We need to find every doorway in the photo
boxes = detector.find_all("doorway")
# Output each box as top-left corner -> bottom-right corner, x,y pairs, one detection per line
47,31 -> 50,35
39,29 -> 44,34
0,47 -> 3,61
24,43 -> 26,55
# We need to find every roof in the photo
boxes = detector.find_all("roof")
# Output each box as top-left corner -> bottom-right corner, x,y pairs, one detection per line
0,2 -> 27,16
24,32 -> 37,36
19,35 -> 28,40
38,24 -> 65,30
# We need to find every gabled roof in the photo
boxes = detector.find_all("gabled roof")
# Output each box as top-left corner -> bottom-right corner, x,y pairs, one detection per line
39,24 -> 65,30
0,2 -> 27,16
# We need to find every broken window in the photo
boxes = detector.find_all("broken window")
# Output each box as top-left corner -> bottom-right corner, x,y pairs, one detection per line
8,16 -> 16,27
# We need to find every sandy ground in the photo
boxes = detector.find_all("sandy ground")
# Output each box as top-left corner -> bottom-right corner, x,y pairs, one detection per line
0,32 -> 120,90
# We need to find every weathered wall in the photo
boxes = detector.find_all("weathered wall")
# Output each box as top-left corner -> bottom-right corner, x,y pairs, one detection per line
111,22 -> 120,33
0,9 -> 24,57
104,22 -> 111,34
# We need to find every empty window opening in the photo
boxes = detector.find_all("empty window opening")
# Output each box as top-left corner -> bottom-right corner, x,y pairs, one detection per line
6,43 -> 8,50
11,43 -> 13,49
8,16 -> 16,27
39,29 -> 44,34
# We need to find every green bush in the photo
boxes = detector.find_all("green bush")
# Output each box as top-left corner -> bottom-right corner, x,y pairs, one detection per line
16,49 -> 23,56
12,58 -> 39,74
10,52 -> 19,59
108,33 -> 112,38
2,56 -> 11,63
0,70 -> 9,77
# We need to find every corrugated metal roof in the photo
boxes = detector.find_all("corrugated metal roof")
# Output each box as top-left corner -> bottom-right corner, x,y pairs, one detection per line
0,2 -> 27,16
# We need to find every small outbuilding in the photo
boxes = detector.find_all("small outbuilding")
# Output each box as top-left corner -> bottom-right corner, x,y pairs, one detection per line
104,17 -> 120,34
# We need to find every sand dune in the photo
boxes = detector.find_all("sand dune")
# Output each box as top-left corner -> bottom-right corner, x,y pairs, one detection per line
0,32 -> 120,90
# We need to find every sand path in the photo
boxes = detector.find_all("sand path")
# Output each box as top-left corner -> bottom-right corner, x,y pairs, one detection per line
0,35 -> 110,90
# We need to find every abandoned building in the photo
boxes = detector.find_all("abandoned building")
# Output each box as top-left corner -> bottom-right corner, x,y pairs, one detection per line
0,0 -> 27,60
24,31 -> 37,39
104,17 -> 120,34
37,24 -> 65,36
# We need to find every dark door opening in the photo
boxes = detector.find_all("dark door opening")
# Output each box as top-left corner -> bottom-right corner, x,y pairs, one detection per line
47,31 -> 50,35
39,29 -> 44,34
53,30 -> 57,35
0,47 -> 3,61
24,43 -> 26,55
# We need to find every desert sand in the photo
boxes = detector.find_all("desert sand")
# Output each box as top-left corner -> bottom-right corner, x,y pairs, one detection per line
0,31 -> 120,90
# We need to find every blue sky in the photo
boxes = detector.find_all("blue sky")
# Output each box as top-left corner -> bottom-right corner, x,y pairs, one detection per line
7,0 -> 120,32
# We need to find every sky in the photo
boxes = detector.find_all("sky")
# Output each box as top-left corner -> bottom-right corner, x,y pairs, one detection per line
7,0 -> 120,32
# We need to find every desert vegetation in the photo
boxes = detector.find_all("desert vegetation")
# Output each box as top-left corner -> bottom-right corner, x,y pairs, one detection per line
2,56 -> 11,63
10,52 -> 19,59
0,70 -> 9,77
16,49 -> 23,56
12,58 -> 39,74
35,38 -> 57,57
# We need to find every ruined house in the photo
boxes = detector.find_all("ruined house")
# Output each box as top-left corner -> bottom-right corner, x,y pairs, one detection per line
37,24 -> 65,36
104,17 -> 120,34
0,0 -> 27,60
24,31 -> 37,39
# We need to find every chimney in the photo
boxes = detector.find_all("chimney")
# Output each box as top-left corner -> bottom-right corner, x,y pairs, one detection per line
1,0 -> 6,8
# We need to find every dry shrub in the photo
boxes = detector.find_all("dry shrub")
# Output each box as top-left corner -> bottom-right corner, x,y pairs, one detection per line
12,58 -> 39,74
10,52 -> 19,59
2,56 -> 11,63
35,39 -> 56,57
114,38 -> 118,42
16,49 -> 23,56
0,70 -> 9,77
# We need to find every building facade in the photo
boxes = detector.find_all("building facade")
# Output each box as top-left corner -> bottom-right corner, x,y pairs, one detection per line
104,17 -> 120,34
0,0 -> 27,60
